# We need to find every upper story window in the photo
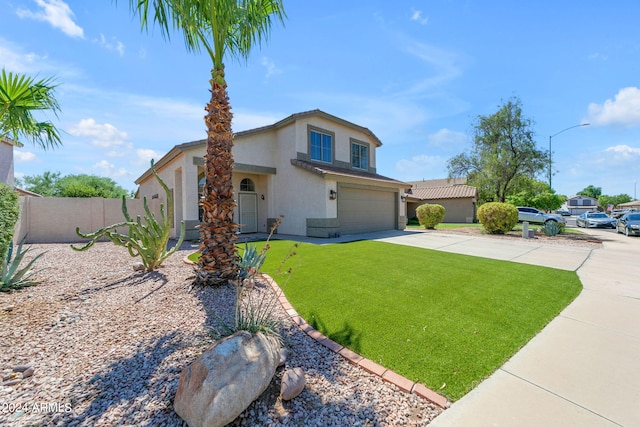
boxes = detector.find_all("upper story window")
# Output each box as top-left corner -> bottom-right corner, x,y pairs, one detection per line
351,141 -> 369,170
240,178 -> 255,192
309,129 -> 333,163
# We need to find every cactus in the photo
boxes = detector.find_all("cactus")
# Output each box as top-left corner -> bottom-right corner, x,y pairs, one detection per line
1,237 -> 46,292
71,160 -> 185,271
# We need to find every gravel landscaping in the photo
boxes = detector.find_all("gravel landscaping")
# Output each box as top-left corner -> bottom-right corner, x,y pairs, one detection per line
1,241 -> 443,426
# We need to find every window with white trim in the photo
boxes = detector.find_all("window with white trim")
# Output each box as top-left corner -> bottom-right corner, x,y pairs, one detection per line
351,141 -> 369,170
310,130 -> 333,163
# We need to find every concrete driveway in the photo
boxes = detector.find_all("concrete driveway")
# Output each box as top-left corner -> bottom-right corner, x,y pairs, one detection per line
419,227 -> 640,427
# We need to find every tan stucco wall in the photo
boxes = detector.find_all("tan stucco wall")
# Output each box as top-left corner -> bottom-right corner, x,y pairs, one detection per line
15,197 -> 164,244
408,198 -> 476,223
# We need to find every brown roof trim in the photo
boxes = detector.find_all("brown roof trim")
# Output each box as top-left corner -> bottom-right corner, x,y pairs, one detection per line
291,159 -> 410,187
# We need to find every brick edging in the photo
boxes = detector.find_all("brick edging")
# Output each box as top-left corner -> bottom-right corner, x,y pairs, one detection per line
261,274 -> 450,409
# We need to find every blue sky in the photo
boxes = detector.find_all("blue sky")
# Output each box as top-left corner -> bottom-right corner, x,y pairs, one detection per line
3,1 -> 640,198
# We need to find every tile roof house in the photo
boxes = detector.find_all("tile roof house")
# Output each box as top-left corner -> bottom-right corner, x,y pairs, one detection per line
405,178 -> 478,223
135,110 -> 410,239
565,195 -> 599,215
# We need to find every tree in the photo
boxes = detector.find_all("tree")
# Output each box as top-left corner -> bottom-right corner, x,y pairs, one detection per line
0,69 -> 62,149
16,172 -> 130,198
447,97 -> 547,203
124,0 -> 286,286
505,179 -> 566,211
599,194 -> 632,209
577,185 -> 602,200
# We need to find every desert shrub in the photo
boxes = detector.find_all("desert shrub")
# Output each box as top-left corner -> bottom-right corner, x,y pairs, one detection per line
416,203 -> 445,229
477,202 -> 518,234
543,221 -> 562,236
0,183 -> 20,259
1,237 -> 45,292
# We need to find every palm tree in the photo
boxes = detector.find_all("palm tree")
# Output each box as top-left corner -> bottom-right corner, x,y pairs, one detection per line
0,68 -> 62,150
125,0 -> 286,286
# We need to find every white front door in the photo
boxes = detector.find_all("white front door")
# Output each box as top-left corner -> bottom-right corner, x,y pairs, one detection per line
239,193 -> 258,233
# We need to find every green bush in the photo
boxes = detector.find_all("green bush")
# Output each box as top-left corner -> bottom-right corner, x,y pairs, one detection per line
0,183 -> 20,259
416,203 -> 445,229
477,202 -> 518,234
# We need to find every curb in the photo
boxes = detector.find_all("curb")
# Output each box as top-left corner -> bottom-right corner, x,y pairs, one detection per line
261,274 -> 450,409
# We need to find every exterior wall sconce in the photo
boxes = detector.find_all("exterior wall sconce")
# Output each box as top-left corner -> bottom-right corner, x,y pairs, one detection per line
329,189 -> 337,200
261,194 -> 265,200
400,195 -> 407,203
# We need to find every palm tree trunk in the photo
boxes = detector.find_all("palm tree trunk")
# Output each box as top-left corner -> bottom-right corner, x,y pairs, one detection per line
195,69 -> 239,286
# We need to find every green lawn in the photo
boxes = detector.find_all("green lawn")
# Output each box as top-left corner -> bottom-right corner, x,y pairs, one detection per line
257,240 -> 581,401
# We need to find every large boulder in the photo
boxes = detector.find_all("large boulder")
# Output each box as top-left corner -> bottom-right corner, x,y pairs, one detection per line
174,331 -> 281,427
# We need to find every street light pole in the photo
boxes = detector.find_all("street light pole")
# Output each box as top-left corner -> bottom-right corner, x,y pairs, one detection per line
548,123 -> 590,190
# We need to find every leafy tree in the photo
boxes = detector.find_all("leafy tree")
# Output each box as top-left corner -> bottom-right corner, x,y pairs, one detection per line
577,185 -> 602,200
505,179 -> 566,211
0,183 -> 20,259
0,69 -> 62,149
599,194 -> 632,209
448,97 -> 547,203
15,171 -> 61,196
123,0 -> 286,286
16,172 -> 129,198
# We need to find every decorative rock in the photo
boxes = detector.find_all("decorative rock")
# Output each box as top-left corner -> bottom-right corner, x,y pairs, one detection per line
2,305 -> 15,312
174,331 -> 281,427
3,379 -> 22,386
278,348 -> 289,367
13,365 -> 31,373
280,367 -> 305,401
132,262 -> 145,271
22,367 -> 35,378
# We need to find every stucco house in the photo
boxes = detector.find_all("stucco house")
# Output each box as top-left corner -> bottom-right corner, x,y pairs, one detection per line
405,178 -> 478,223
135,110 -> 410,239
1,136 -> 19,186
566,195 -> 599,215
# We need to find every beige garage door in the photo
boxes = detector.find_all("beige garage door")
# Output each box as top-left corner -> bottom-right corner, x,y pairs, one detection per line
338,187 -> 396,235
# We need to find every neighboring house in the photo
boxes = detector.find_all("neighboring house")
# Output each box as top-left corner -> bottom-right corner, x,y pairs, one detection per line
0,136 -> 20,186
405,178 -> 478,223
618,200 -> 640,210
135,110 -> 410,239
566,195 -> 599,215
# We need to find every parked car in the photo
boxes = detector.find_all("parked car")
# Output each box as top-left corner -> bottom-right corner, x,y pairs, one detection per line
576,212 -> 617,229
516,207 -> 567,225
611,208 -> 638,219
556,209 -> 571,216
616,212 -> 640,236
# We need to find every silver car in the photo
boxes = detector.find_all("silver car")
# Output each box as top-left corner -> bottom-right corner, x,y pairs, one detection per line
576,212 -> 617,229
516,207 -> 567,225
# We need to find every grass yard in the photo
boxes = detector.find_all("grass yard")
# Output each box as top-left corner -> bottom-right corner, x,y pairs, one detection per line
257,240 -> 581,401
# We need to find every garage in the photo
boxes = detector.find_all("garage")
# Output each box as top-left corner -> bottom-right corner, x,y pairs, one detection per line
338,185 -> 397,234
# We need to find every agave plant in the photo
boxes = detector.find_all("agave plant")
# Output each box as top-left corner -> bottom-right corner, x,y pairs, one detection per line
1,237 -> 45,292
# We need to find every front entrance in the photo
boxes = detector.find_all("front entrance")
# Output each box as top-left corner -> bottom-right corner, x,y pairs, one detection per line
239,192 -> 258,233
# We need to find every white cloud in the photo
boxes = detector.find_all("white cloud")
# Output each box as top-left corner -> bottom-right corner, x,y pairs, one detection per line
604,144 -> 640,159
13,151 -> 37,162
95,33 -> 125,56
260,56 -> 282,79
427,128 -> 468,149
16,0 -> 84,38
588,52 -> 607,61
68,118 -> 128,148
135,149 -> 165,167
411,9 -> 429,25
397,40 -> 463,97
395,154 -> 447,180
586,87 -> 640,127
92,160 -> 129,179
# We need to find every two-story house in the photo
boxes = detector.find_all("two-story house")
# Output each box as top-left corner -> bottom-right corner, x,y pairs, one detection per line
135,110 -> 410,239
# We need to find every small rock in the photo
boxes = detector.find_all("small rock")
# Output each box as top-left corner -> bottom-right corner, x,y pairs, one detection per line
278,348 -> 289,367
280,367 -> 305,401
13,365 -> 31,373
2,305 -> 15,312
3,379 -> 22,386
22,367 -> 35,378
133,262 -> 145,271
